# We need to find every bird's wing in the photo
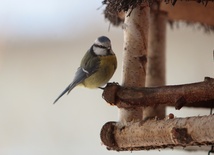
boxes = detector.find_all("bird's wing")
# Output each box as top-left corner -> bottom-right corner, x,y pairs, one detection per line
53,50 -> 100,104
66,52 -> 100,94
80,49 -> 100,75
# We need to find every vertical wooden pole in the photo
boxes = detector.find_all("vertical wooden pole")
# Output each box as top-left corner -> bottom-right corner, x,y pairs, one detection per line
119,4 -> 150,124
144,9 -> 167,120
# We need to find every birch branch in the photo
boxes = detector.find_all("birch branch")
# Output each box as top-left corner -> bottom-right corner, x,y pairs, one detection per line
119,4 -> 149,123
100,115 -> 214,151
102,77 -> 214,109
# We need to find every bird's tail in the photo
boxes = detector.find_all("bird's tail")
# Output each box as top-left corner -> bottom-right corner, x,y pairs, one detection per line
53,83 -> 76,104
53,67 -> 87,104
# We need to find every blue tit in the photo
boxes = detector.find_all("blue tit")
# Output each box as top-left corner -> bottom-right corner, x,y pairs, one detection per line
53,36 -> 117,103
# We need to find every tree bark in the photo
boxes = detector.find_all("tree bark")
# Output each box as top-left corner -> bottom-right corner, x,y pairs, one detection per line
100,115 -> 214,151
102,77 -> 214,109
144,9 -> 167,120
119,4 -> 150,124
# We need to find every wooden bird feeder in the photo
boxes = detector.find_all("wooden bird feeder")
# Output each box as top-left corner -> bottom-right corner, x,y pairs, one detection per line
100,0 -> 214,152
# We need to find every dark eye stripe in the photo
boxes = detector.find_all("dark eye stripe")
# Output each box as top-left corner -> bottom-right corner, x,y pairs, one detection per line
93,44 -> 107,49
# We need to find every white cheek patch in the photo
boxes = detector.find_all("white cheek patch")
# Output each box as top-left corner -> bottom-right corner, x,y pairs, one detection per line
93,46 -> 107,56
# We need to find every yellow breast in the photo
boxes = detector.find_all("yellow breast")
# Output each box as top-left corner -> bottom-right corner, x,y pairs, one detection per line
82,55 -> 117,88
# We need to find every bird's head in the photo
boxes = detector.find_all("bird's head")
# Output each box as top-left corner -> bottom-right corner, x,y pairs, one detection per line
92,36 -> 114,56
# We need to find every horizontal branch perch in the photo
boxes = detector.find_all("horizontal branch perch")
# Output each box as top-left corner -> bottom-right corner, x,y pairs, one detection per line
100,115 -> 214,151
102,77 -> 214,109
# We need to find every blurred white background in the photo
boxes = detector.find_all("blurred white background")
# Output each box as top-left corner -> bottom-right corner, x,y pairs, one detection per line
0,0 -> 214,155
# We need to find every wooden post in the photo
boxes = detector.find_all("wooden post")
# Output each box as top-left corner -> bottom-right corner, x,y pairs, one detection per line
119,4 -> 150,124
144,9 -> 168,120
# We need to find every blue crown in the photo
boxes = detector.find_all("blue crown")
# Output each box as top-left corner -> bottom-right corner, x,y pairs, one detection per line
98,36 -> 110,43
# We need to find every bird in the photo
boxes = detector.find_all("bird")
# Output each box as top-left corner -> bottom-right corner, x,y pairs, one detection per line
53,36 -> 117,104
